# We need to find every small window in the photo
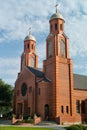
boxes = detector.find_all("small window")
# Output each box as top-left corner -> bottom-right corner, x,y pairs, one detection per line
29,86 -> 32,93
76,100 -> 80,113
55,23 -> 57,30
81,101 -> 85,114
28,107 -> 30,115
32,44 -> 33,49
48,41 -> 52,57
28,44 -> 29,49
24,45 -> 26,50
50,25 -> 52,31
60,24 -> 63,30
32,44 -> 34,49
60,39 -> 66,57
66,106 -> 69,113
61,106 -> 64,113
38,88 -> 40,95
17,90 -> 19,96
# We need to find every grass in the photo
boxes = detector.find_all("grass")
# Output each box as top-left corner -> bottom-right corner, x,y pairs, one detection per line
0,126 -> 53,130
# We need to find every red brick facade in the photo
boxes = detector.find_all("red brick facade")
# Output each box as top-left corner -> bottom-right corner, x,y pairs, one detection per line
13,10 -> 87,124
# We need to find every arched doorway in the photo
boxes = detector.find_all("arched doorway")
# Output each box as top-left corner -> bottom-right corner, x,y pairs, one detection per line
17,103 -> 22,119
44,104 -> 49,120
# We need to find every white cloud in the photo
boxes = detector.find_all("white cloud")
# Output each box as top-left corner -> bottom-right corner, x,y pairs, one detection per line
61,0 -> 87,58
0,0 -> 54,43
73,63 -> 87,76
1,0 -> 86,56
0,57 -> 20,85
37,42 -> 46,68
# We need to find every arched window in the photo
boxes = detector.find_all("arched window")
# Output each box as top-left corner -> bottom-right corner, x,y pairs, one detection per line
28,44 -> 29,49
48,41 -> 52,57
30,56 -> 35,67
50,24 -> 52,32
55,23 -> 58,30
32,44 -> 33,49
60,24 -> 63,30
24,45 -> 26,50
21,83 -> 27,96
66,106 -> 69,114
81,101 -> 85,114
61,105 -> 64,113
76,100 -> 80,113
44,104 -> 49,120
60,39 -> 66,57
29,86 -> 32,93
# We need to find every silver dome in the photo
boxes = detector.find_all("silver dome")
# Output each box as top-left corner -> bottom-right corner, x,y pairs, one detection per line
24,34 -> 36,42
50,12 -> 64,21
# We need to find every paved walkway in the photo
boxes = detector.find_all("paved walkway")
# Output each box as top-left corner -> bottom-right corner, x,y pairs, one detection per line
37,121 -> 66,130
0,119 -> 11,125
0,120 -> 66,130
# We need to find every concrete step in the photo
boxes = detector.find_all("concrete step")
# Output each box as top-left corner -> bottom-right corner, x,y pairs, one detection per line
38,121 -> 58,126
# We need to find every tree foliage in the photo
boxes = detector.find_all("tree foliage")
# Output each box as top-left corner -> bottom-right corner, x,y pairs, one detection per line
0,79 -> 13,114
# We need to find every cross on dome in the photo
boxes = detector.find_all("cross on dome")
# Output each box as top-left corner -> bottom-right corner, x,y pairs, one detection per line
24,26 -> 36,42
55,3 -> 59,13
28,27 -> 31,35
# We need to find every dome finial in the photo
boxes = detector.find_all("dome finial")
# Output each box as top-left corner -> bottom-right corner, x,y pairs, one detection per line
55,3 -> 59,13
24,26 -> 36,42
28,26 -> 32,35
50,3 -> 64,21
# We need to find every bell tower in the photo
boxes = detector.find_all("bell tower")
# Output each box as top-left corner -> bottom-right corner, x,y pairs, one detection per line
46,4 -> 68,59
43,4 -> 75,122
21,29 -> 38,71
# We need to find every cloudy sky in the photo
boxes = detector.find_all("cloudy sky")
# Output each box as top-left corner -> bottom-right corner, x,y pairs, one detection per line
0,0 -> 87,86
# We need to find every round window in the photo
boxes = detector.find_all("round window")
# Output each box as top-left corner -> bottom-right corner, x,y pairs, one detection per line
21,83 -> 27,96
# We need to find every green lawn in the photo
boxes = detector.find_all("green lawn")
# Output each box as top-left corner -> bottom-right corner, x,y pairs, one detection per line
0,126 -> 53,130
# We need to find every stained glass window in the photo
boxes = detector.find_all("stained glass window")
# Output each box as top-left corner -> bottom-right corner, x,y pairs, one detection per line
30,56 -> 35,67
76,100 -> 80,113
48,41 -> 52,57
60,39 -> 66,57
81,101 -> 85,114
21,83 -> 27,96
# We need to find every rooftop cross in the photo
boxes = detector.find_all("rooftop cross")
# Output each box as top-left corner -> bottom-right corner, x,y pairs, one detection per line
28,27 -> 31,35
55,3 -> 59,13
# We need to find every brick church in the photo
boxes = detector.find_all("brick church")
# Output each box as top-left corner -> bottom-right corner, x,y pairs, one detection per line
13,7 -> 87,124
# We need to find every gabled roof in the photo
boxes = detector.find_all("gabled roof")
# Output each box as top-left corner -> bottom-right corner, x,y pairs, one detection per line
74,74 -> 87,90
26,66 -> 44,77
26,66 -> 51,83
37,77 -> 51,83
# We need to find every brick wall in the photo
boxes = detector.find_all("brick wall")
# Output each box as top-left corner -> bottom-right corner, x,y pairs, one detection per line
36,81 -> 51,120
74,89 -> 87,122
14,68 -> 36,117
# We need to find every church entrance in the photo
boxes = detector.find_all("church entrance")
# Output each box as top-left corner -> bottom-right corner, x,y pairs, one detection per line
44,104 -> 49,120
17,103 -> 23,119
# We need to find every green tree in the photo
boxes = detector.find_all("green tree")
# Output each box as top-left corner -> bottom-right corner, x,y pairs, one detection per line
0,79 -> 13,116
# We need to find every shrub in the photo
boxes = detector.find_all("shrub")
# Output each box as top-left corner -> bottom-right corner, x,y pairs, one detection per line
12,114 -> 16,118
23,115 -> 34,123
23,115 -> 29,120
28,118 -> 34,123
36,113 -> 40,117
66,125 -> 85,130
16,120 -> 23,124
31,113 -> 41,118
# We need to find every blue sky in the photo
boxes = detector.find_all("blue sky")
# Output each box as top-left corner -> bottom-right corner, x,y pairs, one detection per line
0,0 -> 87,86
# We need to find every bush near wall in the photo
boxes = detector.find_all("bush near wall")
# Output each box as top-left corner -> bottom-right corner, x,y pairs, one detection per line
66,125 -> 87,130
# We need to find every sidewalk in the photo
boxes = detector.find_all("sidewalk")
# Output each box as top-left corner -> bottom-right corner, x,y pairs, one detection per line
0,119 -> 66,130
0,119 -> 11,125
